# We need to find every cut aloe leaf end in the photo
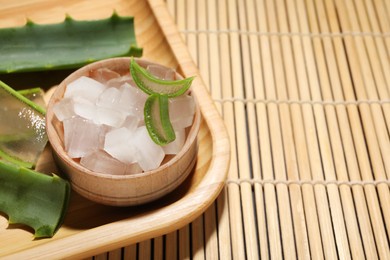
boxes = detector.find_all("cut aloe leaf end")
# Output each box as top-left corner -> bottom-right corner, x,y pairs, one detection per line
18,87 -> 46,108
0,13 -> 142,74
130,58 -> 194,97
0,160 -> 70,238
144,94 -> 176,146
0,81 -> 46,115
0,81 -> 47,168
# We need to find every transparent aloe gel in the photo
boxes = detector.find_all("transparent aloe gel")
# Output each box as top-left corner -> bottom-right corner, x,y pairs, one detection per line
18,87 -> 46,108
0,81 -> 47,168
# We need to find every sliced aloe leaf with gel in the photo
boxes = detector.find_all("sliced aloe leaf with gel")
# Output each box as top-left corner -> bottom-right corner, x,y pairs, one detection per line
144,94 -> 176,145
18,87 -> 46,108
130,58 -> 194,97
0,81 -> 47,168
0,160 -> 70,238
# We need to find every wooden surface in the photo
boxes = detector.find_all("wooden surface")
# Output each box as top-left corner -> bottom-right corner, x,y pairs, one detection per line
1,0 -> 390,259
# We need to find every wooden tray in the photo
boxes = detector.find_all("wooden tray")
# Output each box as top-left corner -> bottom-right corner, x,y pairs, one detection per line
0,0 -> 230,258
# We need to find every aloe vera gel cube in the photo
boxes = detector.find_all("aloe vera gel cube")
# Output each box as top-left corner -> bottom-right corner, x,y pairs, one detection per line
169,95 -> 195,130
163,129 -> 186,155
104,127 -> 137,164
53,63 -> 195,174
63,117 -> 101,158
80,149 -> 142,175
146,64 -> 176,80
132,126 -> 165,171
64,76 -> 107,101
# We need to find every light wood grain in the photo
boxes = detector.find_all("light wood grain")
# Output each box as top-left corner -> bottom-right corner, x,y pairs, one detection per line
0,0 -> 230,258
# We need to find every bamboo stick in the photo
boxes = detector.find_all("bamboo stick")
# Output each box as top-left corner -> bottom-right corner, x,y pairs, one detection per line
169,12 -> 193,259
205,4 -> 232,257
289,0 -> 359,259
233,0 -> 267,259
165,231 -> 178,260
194,1 -> 220,259
272,0 -> 340,258
153,236 -> 163,260
335,0 -> 390,251
218,0 -> 246,257
207,0 -> 223,114
251,0 -> 284,259
372,0 -> 390,53
191,218 -> 205,260
241,0 -> 270,259
179,225 -> 191,259
325,0 -> 390,259
257,1 -> 327,257
342,0 -> 390,255
259,0 -> 315,259
123,243 -> 137,259
193,0 -> 218,259
216,188 -> 233,260
165,0 -> 174,18
93,252 -> 107,260
362,0 -> 390,96
351,0 -> 390,141
307,0 -> 379,258
138,239 -> 151,259
203,206 -> 219,260
183,2 -> 206,259
260,0 -> 328,259
303,0 -> 370,259
176,0 -> 186,40
197,0 -> 210,88
186,0 -> 197,64
107,248 -> 122,260
338,0 -> 390,182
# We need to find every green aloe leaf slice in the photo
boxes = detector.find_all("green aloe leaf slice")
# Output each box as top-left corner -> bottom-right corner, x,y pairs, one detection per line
0,81 -> 47,168
0,13 -> 142,74
144,94 -> 176,145
130,58 -> 194,97
0,160 -> 70,238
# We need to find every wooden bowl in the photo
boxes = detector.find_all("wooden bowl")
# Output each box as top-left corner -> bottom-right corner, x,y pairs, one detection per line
46,57 -> 201,206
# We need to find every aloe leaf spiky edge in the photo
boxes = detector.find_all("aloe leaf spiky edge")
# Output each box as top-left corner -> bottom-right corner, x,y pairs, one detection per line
0,160 -> 71,238
0,12 -> 143,74
130,58 -> 194,97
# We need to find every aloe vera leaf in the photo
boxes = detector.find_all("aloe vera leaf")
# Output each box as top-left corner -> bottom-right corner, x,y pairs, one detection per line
0,160 -> 70,238
130,58 -> 194,97
17,87 -> 42,96
144,94 -> 176,145
0,81 -> 47,168
0,13 -> 143,74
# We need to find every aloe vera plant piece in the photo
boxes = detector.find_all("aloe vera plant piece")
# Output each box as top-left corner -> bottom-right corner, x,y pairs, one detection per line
0,81 -> 47,168
0,160 -> 70,238
130,58 -> 194,97
144,94 -> 176,145
18,87 -> 46,108
0,13 -> 142,74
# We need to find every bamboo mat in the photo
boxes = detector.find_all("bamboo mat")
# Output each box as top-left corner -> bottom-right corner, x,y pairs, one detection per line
92,0 -> 390,259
